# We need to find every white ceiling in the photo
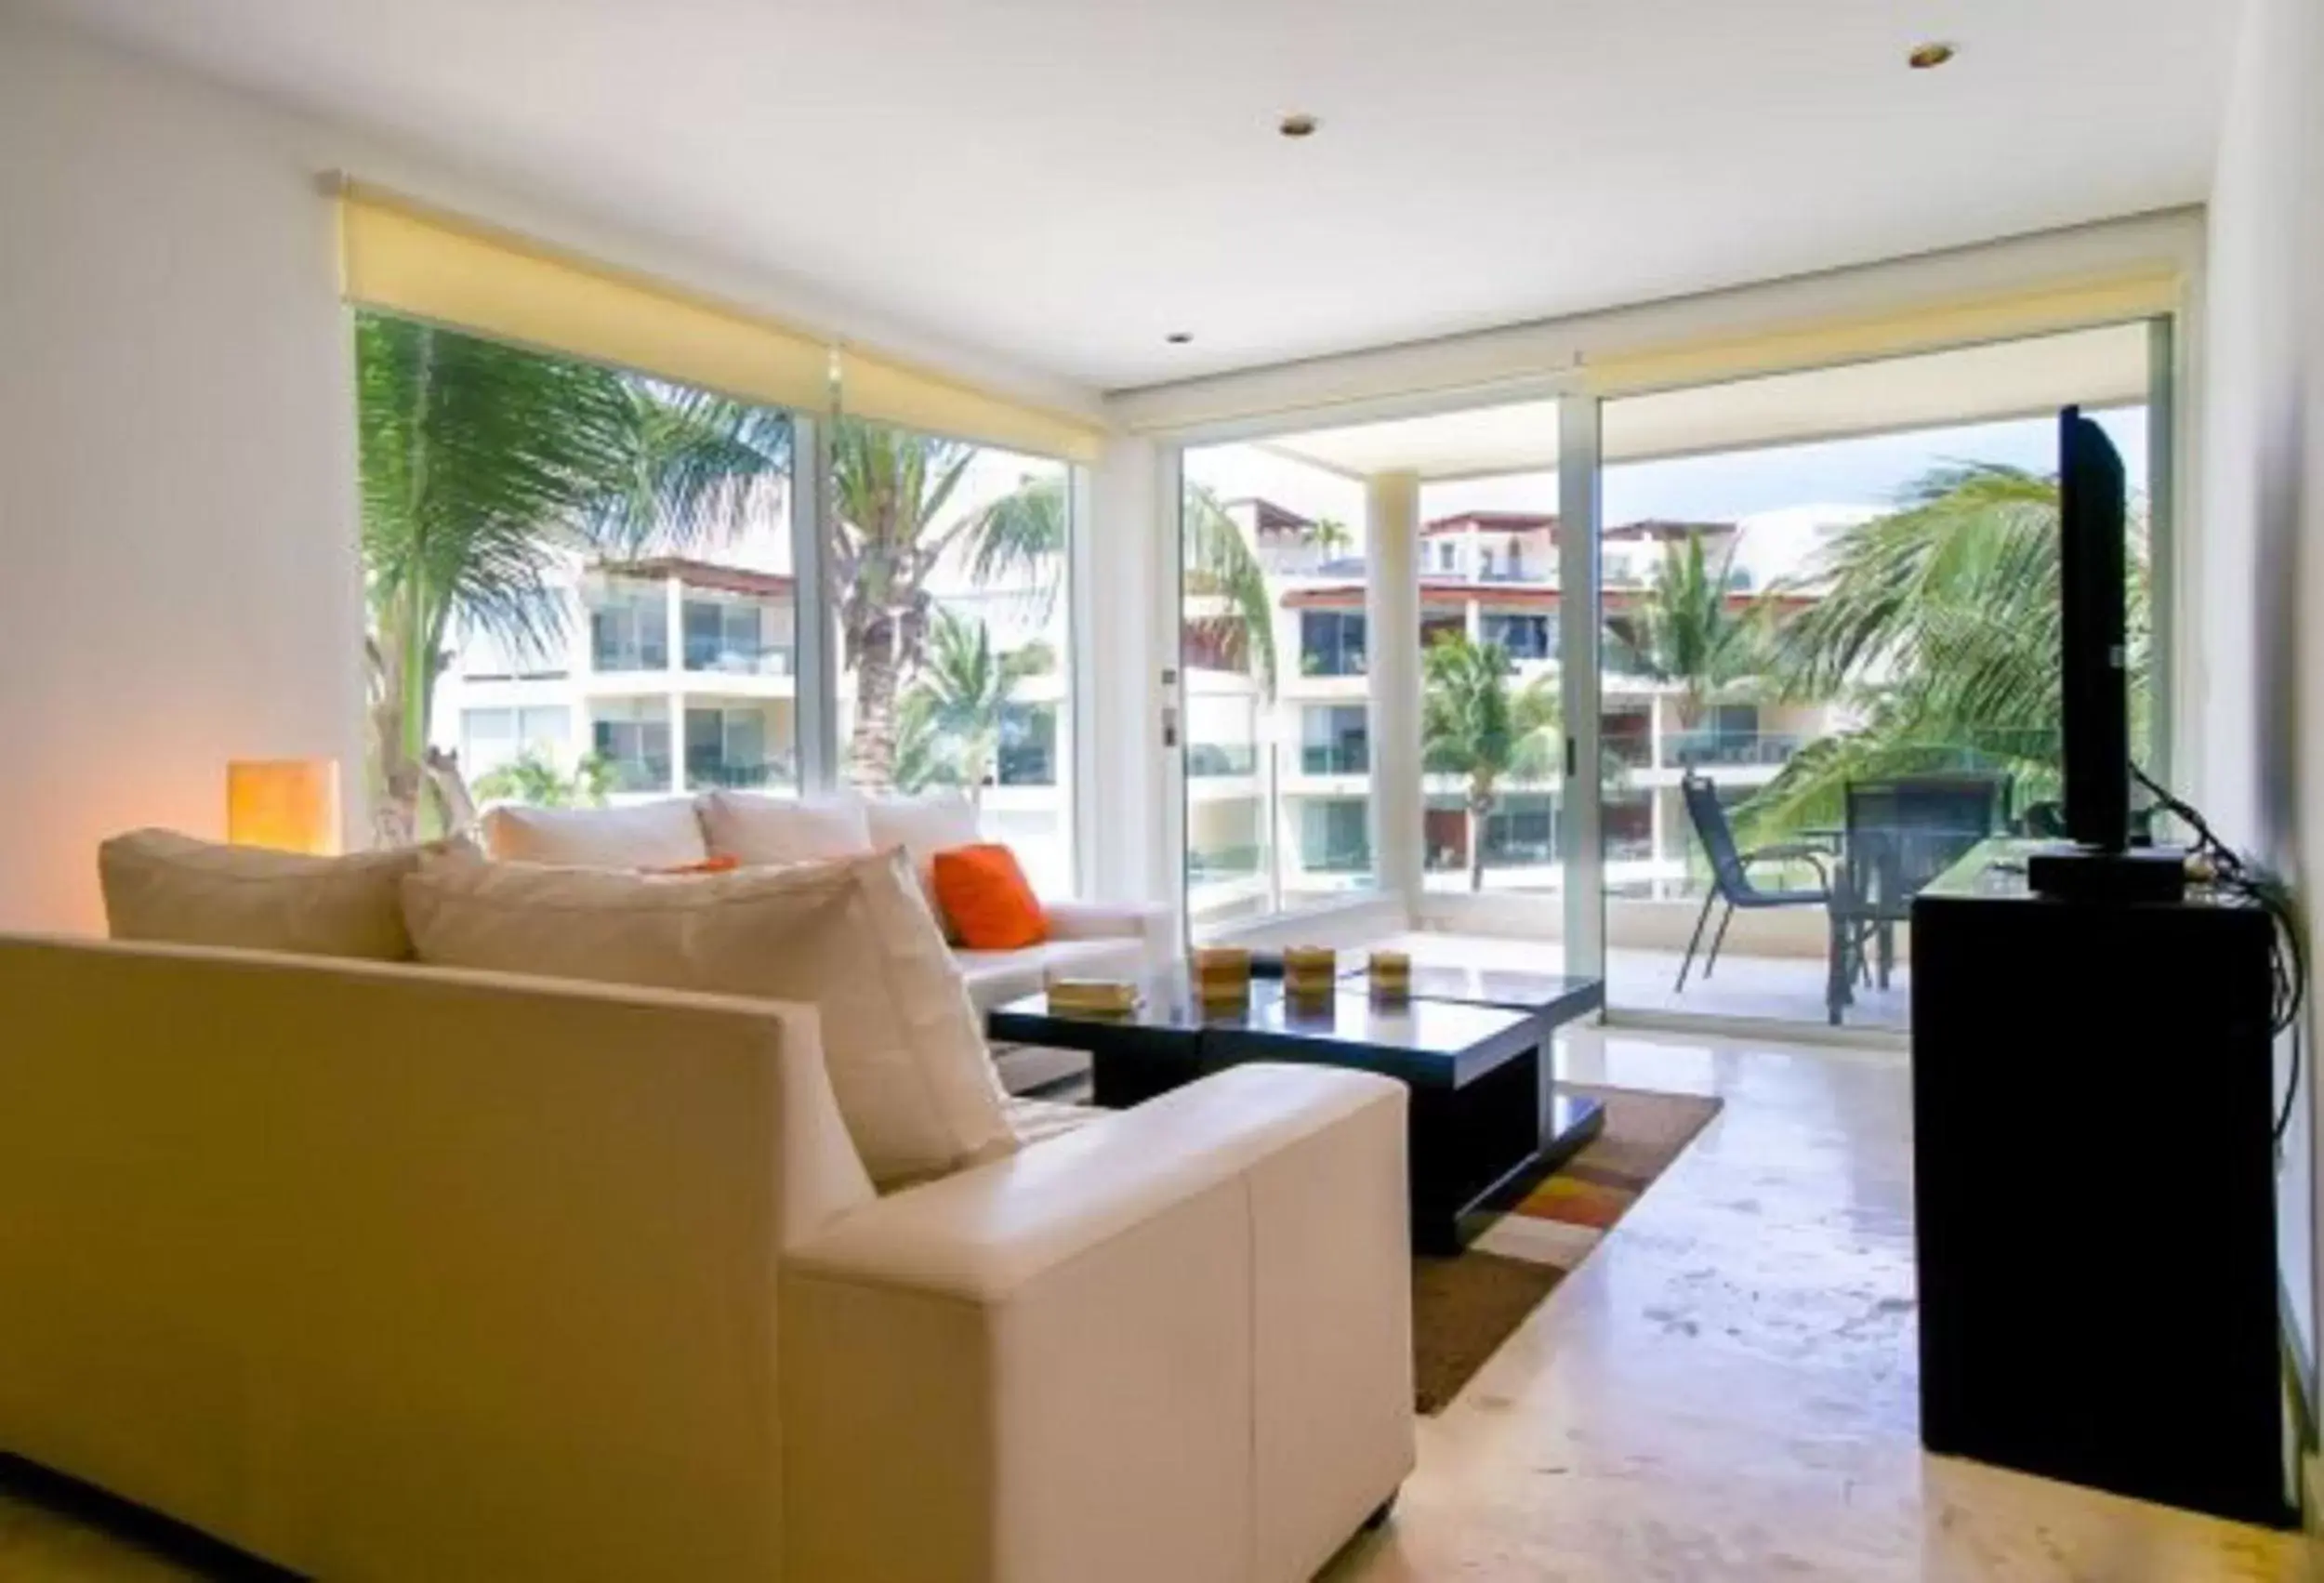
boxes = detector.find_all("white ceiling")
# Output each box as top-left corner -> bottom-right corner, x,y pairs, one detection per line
32,0 -> 2234,393
1265,322 -> 2151,479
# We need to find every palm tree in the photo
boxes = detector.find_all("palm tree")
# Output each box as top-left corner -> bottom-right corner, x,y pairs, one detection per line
470,750 -> 614,810
1308,517 -> 1354,560
357,313 -> 772,843
1738,463 -> 2147,840
911,610 -> 1046,808
1182,484 -> 1282,696
1626,533 -> 1763,730
888,689 -> 957,797
827,422 -> 1079,790
1420,634 -> 1562,891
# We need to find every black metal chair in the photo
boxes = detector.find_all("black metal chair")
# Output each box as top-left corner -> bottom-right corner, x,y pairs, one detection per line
1829,773 -> 2007,1020
1674,772 -> 1832,993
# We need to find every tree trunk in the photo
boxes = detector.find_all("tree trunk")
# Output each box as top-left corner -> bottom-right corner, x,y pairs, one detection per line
368,641 -> 419,849
846,610 -> 903,793
372,702 -> 420,848
1467,779 -> 1496,893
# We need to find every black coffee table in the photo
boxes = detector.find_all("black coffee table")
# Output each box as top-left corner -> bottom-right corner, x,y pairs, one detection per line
988,969 -> 1605,1254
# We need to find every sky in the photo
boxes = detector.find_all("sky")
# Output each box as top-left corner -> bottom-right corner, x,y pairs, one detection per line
1186,404 -> 2148,584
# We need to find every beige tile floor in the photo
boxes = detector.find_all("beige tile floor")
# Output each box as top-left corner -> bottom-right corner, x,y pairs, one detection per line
1321,1027 -> 2313,1582
0,1028 -> 2310,1581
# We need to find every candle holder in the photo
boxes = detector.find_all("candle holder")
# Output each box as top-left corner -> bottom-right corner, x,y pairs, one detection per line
1283,945 -> 1337,1009
1194,946 -> 1253,1012
1368,949 -> 1413,1005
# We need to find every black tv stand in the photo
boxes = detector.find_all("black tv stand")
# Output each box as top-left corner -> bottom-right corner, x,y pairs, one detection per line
1911,840 -> 2290,1527
2026,842 -> 2186,904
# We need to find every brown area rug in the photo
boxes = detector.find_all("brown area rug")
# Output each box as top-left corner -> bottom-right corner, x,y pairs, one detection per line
1411,1083 -> 1722,1414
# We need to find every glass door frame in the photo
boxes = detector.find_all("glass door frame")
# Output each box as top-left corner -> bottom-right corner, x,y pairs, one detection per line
1571,313 -> 2181,1039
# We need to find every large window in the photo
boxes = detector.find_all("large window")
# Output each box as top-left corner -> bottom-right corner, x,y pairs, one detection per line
826,419 -> 1075,896
354,310 -> 800,831
1597,322 -> 2158,1029
1182,445 -> 1375,931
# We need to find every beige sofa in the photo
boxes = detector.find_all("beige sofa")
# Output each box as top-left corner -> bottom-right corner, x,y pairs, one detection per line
478,791 -> 1176,1090
0,933 -> 1413,1583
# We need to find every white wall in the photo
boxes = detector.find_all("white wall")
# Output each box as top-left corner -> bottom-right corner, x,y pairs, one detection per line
0,10 -> 1106,934
2199,0 -> 2324,1405
0,13 -> 364,932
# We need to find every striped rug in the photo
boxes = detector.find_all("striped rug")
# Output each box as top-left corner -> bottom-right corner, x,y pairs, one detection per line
1411,1083 -> 1723,1414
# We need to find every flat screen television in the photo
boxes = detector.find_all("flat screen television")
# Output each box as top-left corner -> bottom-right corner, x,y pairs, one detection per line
2057,405 -> 2129,851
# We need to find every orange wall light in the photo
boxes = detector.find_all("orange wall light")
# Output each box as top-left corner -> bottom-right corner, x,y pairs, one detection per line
227,759 -> 342,854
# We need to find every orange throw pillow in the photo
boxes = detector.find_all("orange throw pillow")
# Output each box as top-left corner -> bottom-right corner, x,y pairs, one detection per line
641,854 -> 742,877
932,844 -> 1047,951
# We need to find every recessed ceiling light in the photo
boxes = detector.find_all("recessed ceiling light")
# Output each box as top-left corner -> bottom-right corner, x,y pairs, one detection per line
1166,331 -> 1194,345
1278,112 -> 1320,139
1908,41 -> 1956,70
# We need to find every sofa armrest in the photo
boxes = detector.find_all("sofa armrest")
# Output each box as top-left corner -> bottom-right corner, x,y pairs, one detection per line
1040,898 -> 1174,957
781,1064 -> 1415,1583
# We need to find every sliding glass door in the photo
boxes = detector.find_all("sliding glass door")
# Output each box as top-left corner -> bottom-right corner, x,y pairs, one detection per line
1590,321 -> 2164,1030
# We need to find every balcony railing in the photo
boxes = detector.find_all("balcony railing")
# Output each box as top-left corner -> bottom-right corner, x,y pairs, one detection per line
683,642 -> 789,677
1665,731 -> 1802,769
1188,844 -> 1263,879
593,640 -> 669,674
997,745 -> 1056,787
685,758 -> 791,791
1604,733 -> 1654,769
1297,846 -> 1374,874
1301,743 -> 1370,775
1188,743 -> 1259,777
601,756 -> 672,794
1299,649 -> 1367,679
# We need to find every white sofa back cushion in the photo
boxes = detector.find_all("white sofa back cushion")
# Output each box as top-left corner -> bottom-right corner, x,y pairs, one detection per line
480,798 -> 707,869
98,829 -> 432,959
699,791 -> 872,865
859,792 -> 984,934
402,851 -> 1014,1189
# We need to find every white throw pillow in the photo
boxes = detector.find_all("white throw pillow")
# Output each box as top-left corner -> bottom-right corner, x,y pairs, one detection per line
401,850 -> 1013,1189
698,790 -> 872,865
480,798 -> 707,869
860,792 -> 986,931
99,828 -> 441,959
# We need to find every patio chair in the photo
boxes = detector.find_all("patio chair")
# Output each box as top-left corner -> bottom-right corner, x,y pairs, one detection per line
1674,772 -> 1832,994
1831,773 -> 2008,1017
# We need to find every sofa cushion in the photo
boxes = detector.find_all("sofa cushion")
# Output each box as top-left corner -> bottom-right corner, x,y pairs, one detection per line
859,793 -> 984,928
480,798 -> 706,869
98,829 -> 435,960
402,851 -> 1013,1190
955,935 -> 1151,1013
932,844 -> 1047,951
698,791 -> 872,866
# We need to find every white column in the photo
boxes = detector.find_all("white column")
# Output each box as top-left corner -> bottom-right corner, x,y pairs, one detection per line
1367,470 -> 1424,919
1559,397 -> 1605,974
665,577 -> 687,795
1083,435 -> 1170,911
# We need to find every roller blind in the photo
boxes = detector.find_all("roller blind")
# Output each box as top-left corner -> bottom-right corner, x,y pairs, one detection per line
338,184 -> 1109,462
339,185 -> 836,416
836,345 -> 1106,465
1578,270 -> 2183,398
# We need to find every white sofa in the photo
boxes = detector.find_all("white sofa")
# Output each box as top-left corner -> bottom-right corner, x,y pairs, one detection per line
478,791 -> 1176,1090
0,933 -> 1413,1583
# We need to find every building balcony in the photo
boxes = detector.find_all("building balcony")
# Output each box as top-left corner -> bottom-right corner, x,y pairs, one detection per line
592,641 -> 669,674
1187,743 -> 1260,777
685,757 -> 792,792
1664,730 -> 1802,769
683,642 -> 791,678
601,756 -> 672,795
1300,743 -> 1369,776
